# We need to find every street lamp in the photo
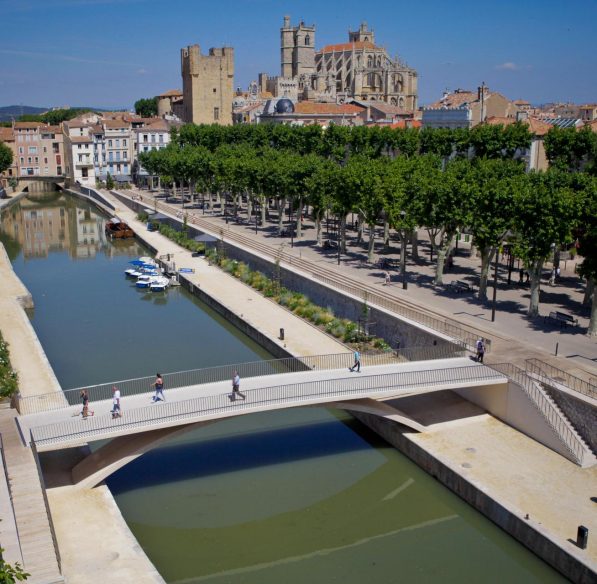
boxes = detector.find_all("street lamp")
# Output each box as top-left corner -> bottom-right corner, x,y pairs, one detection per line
400,210 -> 408,289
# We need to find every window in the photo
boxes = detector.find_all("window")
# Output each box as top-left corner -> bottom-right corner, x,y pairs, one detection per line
151,134 -> 155,143
18,147 -> 23,154
35,157 -> 38,163
213,88 -> 217,93
123,151 -> 127,160
143,134 -> 148,143
43,146 -> 47,153
28,157 -> 32,163
44,157 -> 48,164
57,166 -> 62,175
115,139 -> 120,147
143,146 -> 149,152
29,146 -> 37,154
82,168 -> 88,178
20,157 -> 24,164
305,34 -> 310,46
159,134 -> 163,143
52,142 -> 59,153
214,107 -> 220,121
123,139 -> 127,147
108,140 -> 113,147
78,155 -> 83,162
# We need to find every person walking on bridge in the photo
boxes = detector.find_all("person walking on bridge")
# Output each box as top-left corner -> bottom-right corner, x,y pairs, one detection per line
80,389 -> 94,419
230,370 -> 246,401
111,386 -> 122,418
152,373 -> 165,402
349,350 -> 361,373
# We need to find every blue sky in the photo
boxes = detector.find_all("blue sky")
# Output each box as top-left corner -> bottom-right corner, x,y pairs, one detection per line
0,0 -> 595,109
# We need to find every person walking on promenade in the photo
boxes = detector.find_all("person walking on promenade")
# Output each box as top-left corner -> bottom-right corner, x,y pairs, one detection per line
152,373 -> 165,402
383,271 -> 391,286
80,389 -> 94,419
230,370 -> 246,401
349,350 -> 361,373
111,386 -> 122,418
475,338 -> 486,364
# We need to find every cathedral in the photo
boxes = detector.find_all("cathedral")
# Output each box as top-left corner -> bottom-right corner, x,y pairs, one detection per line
260,17 -> 418,110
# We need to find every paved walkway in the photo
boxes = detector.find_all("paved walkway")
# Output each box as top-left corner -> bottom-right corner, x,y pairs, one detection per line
125,187 -> 596,379
400,393 -> 597,574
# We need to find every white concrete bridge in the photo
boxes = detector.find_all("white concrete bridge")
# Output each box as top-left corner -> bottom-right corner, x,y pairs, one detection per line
19,358 -> 511,488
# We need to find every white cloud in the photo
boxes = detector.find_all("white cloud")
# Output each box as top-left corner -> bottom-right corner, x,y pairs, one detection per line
495,62 -> 520,71
137,68 -> 148,75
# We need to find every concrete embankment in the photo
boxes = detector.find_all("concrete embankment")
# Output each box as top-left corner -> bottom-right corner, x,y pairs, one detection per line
351,401 -> 597,584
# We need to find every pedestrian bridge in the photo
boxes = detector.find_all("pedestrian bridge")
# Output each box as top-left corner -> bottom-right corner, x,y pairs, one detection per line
18,357 -> 510,487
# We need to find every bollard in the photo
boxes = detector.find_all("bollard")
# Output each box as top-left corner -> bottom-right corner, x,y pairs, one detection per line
577,525 -> 588,549
279,328 -> 285,341
555,342 -> 559,356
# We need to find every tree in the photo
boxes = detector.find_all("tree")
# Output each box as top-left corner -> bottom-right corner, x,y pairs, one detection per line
468,159 -> 524,299
575,174 -> 597,336
512,170 -> 580,317
544,126 -> 597,174
105,172 -> 115,190
0,547 -> 30,582
134,97 -> 158,118
0,141 -> 13,174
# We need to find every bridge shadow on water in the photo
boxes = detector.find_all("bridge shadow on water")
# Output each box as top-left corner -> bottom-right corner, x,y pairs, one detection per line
104,416 -> 387,495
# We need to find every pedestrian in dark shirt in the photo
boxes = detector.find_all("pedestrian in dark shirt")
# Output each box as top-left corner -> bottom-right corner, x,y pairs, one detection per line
151,373 -> 165,402
80,389 -> 94,419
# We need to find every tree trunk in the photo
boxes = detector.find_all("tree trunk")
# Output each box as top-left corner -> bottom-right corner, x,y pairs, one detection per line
383,219 -> 390,249
340,214 -> 347,254
357,211 -> 364,243
315,212 -> 323,246
260,195 -> 267,226
246,197 -> 252,221
587,279 -> 596,337
527,259 -> 544,317
296,197 -> 303,238
276,197 -> 286,233
478,246 -> 495,301
410,229 -> 418,260
583,278 -> 594,306
367,223 -> 376,263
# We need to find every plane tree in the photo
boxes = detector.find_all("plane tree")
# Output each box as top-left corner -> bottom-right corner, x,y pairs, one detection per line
512,170 -> 580,317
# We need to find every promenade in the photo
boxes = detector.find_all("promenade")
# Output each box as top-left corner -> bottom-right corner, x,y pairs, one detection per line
124,186 -> 596,380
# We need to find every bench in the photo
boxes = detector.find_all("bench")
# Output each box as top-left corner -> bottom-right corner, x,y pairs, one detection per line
447,280 -> 473,294
544,311 -> 579,327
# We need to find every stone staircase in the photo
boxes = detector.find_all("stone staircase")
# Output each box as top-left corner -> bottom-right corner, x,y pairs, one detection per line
0,411 -> 63,584
528,378 -> 597,468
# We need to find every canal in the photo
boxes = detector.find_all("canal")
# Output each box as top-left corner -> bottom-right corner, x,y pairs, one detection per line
0,192 -> 566,583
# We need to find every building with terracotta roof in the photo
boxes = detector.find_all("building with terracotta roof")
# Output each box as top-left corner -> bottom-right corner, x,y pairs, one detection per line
9,122 -> 65,179
579,104 -> 597,122
258,98 -> 366,126
0,127 -> 18,187
156,89 -> 184,118
132,119 -> 178,187
422,86 -> 519,129
259,17 -> 418,108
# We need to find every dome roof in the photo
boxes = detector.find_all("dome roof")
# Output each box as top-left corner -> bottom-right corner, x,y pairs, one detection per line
275,98 -> 295,114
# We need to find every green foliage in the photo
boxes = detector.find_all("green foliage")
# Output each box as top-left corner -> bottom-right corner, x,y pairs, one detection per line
105,172 -> 115,190
8,178 -> 18,192
0,141 -> 13,174
544,126 -> 597,173
0,334 -> 19,399
157,223 -> 205,254
134,97 -> 158,118
0,548 -> 29,582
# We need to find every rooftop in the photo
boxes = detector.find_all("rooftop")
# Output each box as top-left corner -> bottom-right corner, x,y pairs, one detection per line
293,102 -> 365,115
157,89 -> 183,97
318,41 -> 377,54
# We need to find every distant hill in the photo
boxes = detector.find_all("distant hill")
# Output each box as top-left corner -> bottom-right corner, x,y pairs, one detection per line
0,105 -> 48,122
0,104 -> 131,123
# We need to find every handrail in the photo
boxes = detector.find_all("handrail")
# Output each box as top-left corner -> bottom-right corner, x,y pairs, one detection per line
30,365 -> 503,448
129,192 -> 485,353
525,358 -> 597,401
488,363 -> 586,465
17,344 -> 464,415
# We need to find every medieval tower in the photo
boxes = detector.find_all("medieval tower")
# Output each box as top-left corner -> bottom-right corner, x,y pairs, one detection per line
180,44 -> 234,125
280,15 -> 316,79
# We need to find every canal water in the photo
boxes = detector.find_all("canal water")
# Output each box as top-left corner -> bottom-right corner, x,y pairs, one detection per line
1,192 -> 566,583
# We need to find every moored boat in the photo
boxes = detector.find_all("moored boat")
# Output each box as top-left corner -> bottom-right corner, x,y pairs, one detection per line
105,218 -> 134,239
149,276 -> 170,292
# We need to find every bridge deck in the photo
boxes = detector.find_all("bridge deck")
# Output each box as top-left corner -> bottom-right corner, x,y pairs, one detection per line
22,359 -> 507,452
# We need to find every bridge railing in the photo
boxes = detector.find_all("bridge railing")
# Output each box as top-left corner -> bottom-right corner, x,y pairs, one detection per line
488,363 -> 586,465
18,343 -> 465,415
30,364 -> 501,449
525,358 -> 597,401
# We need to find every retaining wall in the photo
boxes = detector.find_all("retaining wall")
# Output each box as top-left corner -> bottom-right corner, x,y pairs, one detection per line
350,411 -> 595,584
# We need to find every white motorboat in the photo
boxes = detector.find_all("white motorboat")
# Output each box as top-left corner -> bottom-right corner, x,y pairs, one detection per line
135,275 -> 154,288
149,276 -> 170,292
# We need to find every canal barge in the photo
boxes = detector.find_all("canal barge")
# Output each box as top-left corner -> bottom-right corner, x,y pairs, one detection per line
105,217 -> 134,239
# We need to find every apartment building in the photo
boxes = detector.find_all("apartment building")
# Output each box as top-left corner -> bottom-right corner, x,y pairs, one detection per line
63,121 -> 95,186
11,122 -> 65,177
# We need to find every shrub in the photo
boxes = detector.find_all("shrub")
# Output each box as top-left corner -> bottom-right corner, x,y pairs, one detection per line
0,335 -> 18,398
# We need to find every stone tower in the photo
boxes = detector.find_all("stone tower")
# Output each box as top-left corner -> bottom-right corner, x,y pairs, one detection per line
180,44 -> 234,126
280,15 -> 316,79
348,21 -> 375,44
